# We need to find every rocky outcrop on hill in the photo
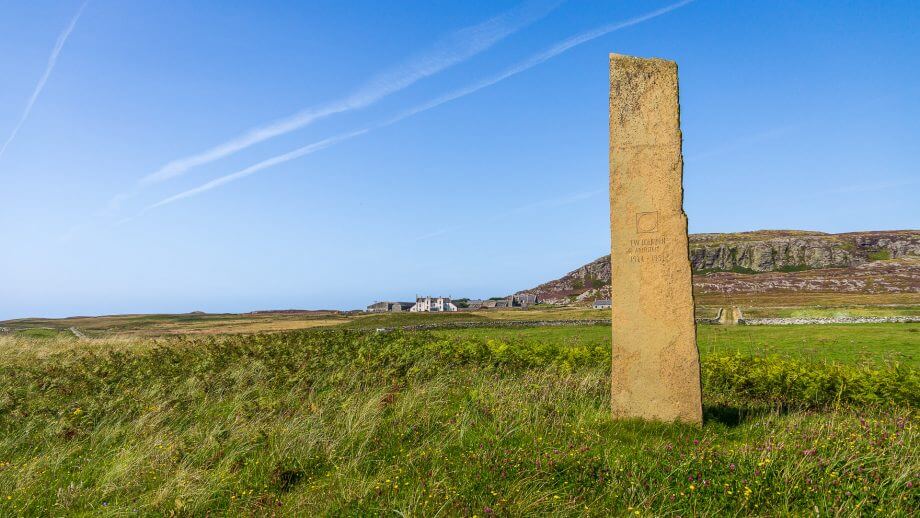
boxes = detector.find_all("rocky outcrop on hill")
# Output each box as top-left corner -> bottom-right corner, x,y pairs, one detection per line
521,255 -> 611,304
689,230 -> 919,272
517,230 -> 920,303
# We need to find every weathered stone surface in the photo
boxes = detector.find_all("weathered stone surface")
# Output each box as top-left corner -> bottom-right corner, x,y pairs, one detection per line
688,231 -> 920,272
608,54 -> 702,424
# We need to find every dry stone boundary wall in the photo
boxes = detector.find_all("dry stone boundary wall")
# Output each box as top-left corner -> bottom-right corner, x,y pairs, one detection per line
741,316 -> 920,325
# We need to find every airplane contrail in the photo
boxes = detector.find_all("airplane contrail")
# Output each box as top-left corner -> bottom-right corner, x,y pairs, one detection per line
147,129 -> 371,210
386,0 -> 696,126
136,0 -> 562,187
140,0 -> 695,214
0,1 -> 89,161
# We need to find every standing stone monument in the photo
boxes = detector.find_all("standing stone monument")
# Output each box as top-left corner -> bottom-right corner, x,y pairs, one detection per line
608,53 -> 702,424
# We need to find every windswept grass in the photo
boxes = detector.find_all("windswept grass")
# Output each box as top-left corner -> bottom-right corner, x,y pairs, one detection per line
0,329 -> 917,515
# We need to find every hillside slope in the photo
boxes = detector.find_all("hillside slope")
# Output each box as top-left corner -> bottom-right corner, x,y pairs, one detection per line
517,230 -> 920,304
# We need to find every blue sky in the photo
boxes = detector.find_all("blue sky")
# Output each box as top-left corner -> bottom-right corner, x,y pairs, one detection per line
1,0 -> 917,319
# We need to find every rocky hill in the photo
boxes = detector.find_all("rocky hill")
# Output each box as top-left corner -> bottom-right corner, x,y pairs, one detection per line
517,230 -> 920,304
689,230 -> 919,272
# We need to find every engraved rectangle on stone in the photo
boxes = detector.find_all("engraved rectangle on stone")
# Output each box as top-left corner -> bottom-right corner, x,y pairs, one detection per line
636,211 -> 659,233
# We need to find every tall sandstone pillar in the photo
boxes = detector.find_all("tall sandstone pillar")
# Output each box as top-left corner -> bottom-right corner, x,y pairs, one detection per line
608,54 -> 702,424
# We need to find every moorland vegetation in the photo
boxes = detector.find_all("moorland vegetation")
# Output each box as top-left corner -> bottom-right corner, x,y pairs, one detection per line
1,325 -> 917,515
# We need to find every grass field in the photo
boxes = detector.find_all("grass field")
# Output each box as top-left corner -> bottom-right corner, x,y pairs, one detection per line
435,323 -> 920,367
3,298 -> 918,337
2,307 -> 602,337
1,324 -> 917,515
3,311 -> 349,337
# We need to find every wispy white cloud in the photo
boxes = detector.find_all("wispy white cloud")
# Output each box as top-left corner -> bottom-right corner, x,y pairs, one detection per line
824,178 -> 919,195
149,129 -> 370,210
114,128 -> 371,224
387,0 -> 697,124
0,1 -> 89,161
136,0 -> 694,217
136,0 -> 561,187
684,124 -> 798,163
416,188 -> 605,241
414,226 -> 460,242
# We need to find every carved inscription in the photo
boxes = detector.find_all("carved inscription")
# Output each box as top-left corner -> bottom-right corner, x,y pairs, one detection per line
626,235 -> 667,264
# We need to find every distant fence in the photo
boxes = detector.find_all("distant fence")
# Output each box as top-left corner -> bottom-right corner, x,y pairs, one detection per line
389,316 -> 724,331
378,314 -> 919,331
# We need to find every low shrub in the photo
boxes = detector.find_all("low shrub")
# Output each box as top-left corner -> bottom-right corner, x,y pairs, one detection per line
702,353 -> 919,409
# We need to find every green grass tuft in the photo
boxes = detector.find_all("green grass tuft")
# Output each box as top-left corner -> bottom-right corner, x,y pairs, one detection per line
15,328 -> 63,339
868,250 -> 892,261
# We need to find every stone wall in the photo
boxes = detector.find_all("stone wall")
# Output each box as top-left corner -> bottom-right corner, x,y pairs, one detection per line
741,316 -> 920,325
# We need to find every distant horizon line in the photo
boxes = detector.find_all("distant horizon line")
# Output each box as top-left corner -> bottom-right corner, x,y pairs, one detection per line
2,226 -> 916,322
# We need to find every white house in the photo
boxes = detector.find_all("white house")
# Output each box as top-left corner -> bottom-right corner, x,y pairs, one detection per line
593,299 -> 611,310
410,296 -> 458,312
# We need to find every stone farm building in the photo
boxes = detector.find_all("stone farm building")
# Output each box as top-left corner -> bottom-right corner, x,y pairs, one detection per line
480,299 -> 511,309
475,294 -> 539,309
593,299 -> 612,310
365,301 -> 415,313
514,294 -> 538,307
367,294 -> 539,312
366,296 -> 457,313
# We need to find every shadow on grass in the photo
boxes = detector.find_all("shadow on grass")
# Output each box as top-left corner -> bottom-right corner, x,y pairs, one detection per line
704,404 -> 789,427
